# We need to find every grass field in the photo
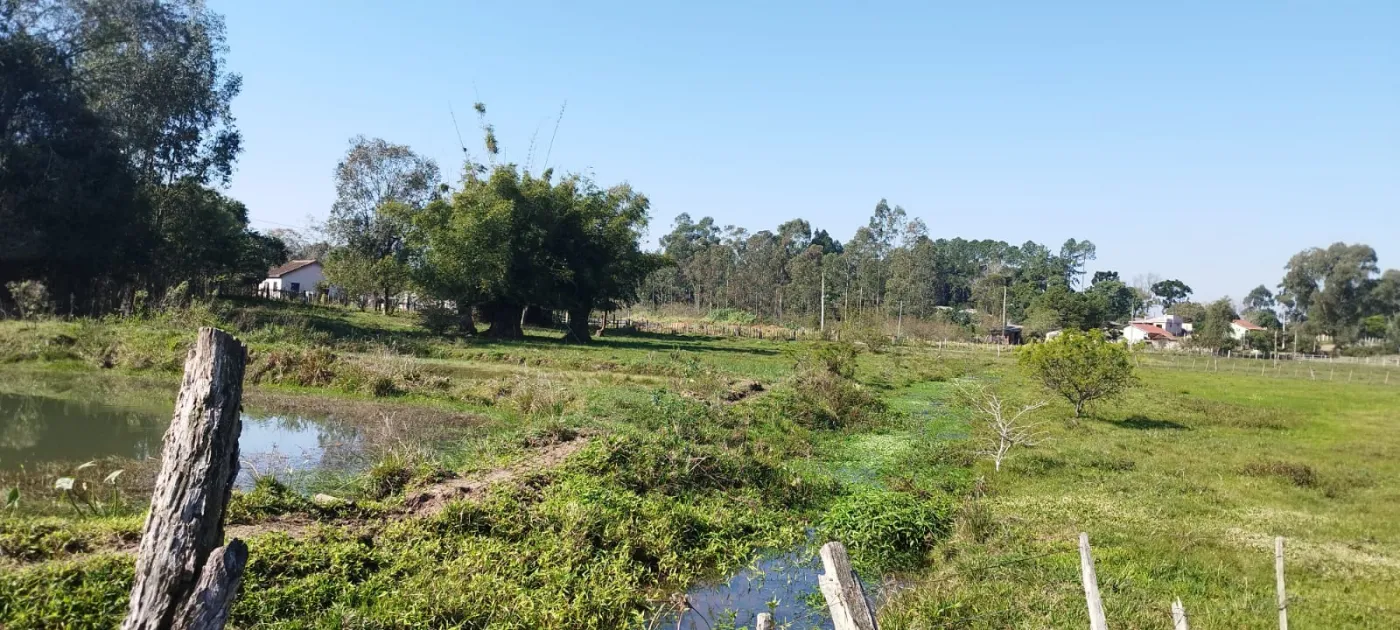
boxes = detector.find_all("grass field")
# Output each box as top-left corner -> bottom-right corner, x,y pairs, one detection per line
1,300 -> 1396,628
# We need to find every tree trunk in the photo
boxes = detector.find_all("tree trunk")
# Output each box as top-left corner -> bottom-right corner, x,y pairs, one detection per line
455,302 -> 476,336
482,303 -> 524,339
1075,400 -> 1084,417
565,305 -> 592,343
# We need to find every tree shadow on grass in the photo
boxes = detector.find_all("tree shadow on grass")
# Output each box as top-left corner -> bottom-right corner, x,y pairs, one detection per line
1111,415 -> 1189,430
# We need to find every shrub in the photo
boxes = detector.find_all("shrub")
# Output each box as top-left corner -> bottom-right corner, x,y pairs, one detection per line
821,489 -> 952,569
1242,461 -> 1318,488
417,303 -> 457,335
784,368 -> 886,430
794,342 -> 859,379
1018,329 -> 1136,417
5,281 -> 51,319
249,348 -> 340,387
366,455 -> 414,499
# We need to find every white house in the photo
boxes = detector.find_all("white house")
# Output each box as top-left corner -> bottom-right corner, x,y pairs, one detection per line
1129,314 -> 1185,337
1122,322 -> 1178,346
258,260 -> 325,299
1230,318 -> 1265,341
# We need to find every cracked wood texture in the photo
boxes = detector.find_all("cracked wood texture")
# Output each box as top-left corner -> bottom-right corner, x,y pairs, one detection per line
818,541 -> 879,630
122,328 -> 247,630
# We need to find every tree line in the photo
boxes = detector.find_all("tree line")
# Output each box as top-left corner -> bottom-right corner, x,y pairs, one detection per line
1,0 -> 285,315
637,204 -> 1399,353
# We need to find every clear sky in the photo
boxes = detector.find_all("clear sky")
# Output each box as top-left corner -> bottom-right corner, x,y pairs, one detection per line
211,1 -> 1398,302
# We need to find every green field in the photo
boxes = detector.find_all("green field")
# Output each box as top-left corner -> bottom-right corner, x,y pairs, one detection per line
1,301 -> 1397,628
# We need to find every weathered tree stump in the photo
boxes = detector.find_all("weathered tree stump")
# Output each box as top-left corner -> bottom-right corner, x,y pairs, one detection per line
123,328 -> 248,630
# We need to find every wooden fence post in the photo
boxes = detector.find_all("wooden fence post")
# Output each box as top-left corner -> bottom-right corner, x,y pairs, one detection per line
755,612 -> 774,630
1275,537 -> 1288,630
1078,533 -> 1109,630
818,541 -> 878,630
123,328 -> 248,630
1171,598 -> 1189,630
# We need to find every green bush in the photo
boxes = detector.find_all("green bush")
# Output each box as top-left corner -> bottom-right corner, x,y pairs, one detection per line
1018,329 -> 1136,417
778,348 -> 887,430
248,348 -> 341,387
821,489 -> 952,569
417,303 -> 457,335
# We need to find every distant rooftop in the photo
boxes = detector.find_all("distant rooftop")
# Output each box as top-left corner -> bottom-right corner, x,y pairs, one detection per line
267,259 -> 319,278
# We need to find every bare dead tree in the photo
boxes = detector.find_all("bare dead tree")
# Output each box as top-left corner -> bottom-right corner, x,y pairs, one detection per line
959,384 -> 1049,472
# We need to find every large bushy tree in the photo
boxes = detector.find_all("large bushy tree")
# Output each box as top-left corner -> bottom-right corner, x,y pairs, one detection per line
2,0 -> 283,313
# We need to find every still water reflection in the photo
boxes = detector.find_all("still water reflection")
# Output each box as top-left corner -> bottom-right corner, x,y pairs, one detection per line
0,391 -> 362,487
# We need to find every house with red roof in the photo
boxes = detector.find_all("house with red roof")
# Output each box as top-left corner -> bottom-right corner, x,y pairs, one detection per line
1122,321 -> 1178,346
1230,318 -> 1265,340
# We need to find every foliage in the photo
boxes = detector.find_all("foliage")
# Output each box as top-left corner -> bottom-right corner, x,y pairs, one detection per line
5,281 -> 50,319
0,2 -> 285,314
1150,279 -> 1192,308
705,308 -> 758,324
821,490 -> 952,570
1282,243 -> 1385,343
401,118 -> 659,341
1191,298 -> 1240,351
781,352 -> 886,430
1018,329 -> 1136,417
416,303 -> 458,335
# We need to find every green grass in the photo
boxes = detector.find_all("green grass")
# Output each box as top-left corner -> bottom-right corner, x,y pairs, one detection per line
880,364 -> 1400,629
1,302 -> 1397,628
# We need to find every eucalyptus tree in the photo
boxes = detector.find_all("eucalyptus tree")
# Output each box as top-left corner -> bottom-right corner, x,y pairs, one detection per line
324,136 -> 441,311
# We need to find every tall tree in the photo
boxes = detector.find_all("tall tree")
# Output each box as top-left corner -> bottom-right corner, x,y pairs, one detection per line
1151,279 -> 1193,309
0,32 -> 150,313
7,0 -> 243,186
324,137 -> 441,311
1280,243 -> 1380,341
1242,285 -> 1275,314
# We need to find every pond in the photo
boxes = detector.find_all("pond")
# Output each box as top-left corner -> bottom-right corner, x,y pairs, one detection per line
652,542 -> 898,630
0,390 -> 363,488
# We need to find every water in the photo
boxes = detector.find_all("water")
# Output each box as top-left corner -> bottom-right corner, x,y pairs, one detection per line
665,545 -> 835,630
0,391 -> 362,487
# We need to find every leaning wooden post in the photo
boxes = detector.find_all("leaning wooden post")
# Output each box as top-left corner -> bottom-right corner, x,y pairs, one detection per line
1275,536 -> 1288,630
123,328 -> 248,630
1170,598 -> 1189,630
755,612 -> 774,630
818,541 -> 878,630
1078,533 -> 1109,630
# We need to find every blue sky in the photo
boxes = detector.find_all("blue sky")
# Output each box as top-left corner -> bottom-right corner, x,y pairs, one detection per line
212,1 -> 1398,301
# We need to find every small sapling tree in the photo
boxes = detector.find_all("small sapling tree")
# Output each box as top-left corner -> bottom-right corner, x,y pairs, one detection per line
959,384 -> 1049,472
1018,329 -> 1136,418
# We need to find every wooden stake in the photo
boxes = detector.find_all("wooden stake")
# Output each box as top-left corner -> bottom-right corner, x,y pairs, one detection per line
1171,598 -> 1189,630
755,612 -> 774,630
123,328 -> 248,630
1079,533 -> 1109,630
1276,537 -> 1288,630
817,541 -> 878,630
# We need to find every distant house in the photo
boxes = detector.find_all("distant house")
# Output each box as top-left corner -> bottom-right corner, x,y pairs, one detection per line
1129,315 -> 1186,337
1230,318 -> 1265,341
1122,322 -> 1178,346
259,260 -> 324,299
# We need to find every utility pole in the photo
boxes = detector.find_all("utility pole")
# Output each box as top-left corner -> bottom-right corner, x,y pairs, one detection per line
897,301 -> 903,339
820,271 -> 826,334
1001,285 -> 1009,345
